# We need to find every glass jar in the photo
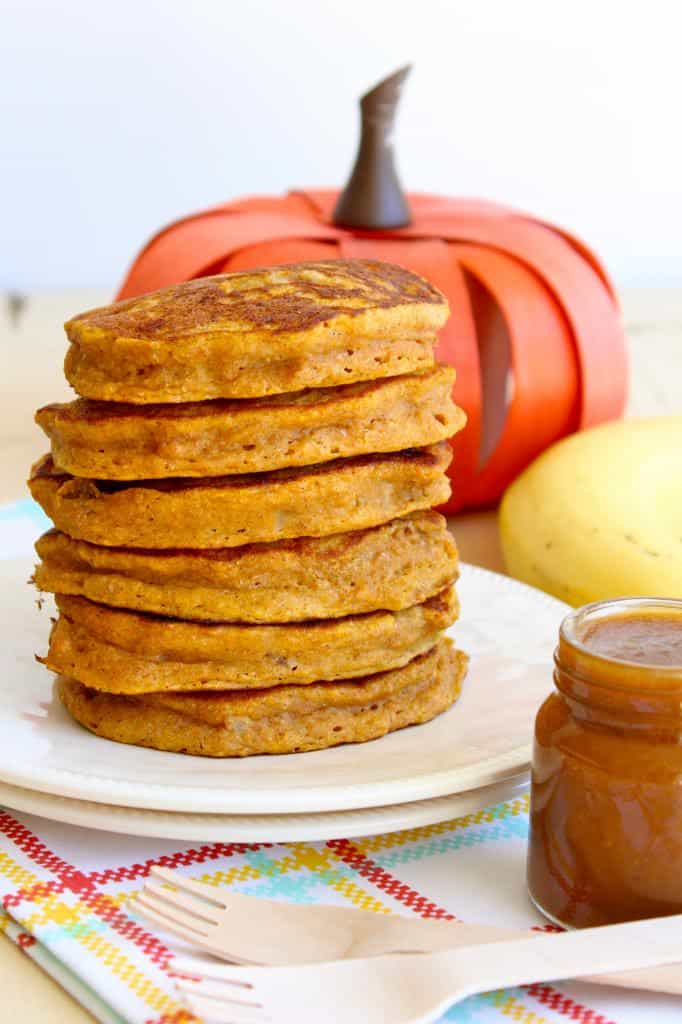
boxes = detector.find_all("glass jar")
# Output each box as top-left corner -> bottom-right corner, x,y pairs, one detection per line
527,597 -> 682,928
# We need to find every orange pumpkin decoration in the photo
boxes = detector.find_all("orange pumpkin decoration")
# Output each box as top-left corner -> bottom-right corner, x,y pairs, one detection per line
117,69 -> 626,513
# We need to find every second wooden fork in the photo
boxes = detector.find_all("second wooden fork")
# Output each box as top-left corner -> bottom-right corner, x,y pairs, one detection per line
174,916 -> 682,1024
129,866 -> 682,995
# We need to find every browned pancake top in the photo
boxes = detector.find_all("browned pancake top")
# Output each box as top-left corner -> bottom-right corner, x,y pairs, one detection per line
65,260 -> 447,343
35,510 -> 449,563
30,444 -> 451,495
36,369 -> 445,424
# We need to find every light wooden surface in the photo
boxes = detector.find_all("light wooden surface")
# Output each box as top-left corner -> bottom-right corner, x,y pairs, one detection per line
0,286 -> 680,1022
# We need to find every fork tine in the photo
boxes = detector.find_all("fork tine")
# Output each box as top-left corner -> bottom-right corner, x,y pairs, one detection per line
130,895 -> 210,942
172,955 -> 259,980
177,979 -> 258,1001
175,961 -> 260,989
143,880 -> 221,925
179,990 -> 266,1023
150,866 -> 228,906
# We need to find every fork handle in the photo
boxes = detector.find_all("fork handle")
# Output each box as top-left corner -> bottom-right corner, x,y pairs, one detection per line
355,914 -> 682,994
425,914 -> 682,1012
350,915 -> 516,957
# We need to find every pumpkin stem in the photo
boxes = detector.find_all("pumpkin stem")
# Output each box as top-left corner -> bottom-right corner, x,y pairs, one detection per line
333,65 -> 413,230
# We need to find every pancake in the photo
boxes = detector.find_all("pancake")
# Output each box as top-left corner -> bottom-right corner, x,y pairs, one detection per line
57,640 -> 468,756
34,512 -> 458,623
36,365 -> 463,480
28,443 -> 452,549
64,260 -> 448,403
43,587 -> 458,694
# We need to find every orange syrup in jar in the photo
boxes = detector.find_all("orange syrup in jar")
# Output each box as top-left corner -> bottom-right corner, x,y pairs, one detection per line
527,598 -> 682,927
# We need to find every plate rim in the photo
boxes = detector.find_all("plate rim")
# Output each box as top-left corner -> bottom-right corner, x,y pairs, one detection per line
0,740 -> 533,813
0,774 -> 530,842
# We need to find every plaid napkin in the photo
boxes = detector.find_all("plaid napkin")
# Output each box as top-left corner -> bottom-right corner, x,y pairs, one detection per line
1,501 -> 680,1023
1,798 -> 681,1024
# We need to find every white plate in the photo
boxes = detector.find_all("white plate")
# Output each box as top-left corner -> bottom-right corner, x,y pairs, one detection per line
0,555 -> 567,814
0,775 -> 529,841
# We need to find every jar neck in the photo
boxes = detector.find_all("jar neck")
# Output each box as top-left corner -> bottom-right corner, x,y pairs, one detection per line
553,598 -> 682,729
554,655 -> 682,731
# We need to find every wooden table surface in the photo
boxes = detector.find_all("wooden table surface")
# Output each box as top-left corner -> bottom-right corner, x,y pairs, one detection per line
0,286 -> 680,1021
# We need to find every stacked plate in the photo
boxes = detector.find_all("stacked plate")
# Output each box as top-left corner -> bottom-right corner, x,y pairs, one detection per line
0,552 -> 567,842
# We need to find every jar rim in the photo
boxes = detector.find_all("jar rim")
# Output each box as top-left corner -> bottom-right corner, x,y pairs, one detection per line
560,596 -> 682,676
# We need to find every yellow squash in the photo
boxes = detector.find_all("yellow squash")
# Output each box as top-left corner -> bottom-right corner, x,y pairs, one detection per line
499,418 -> 682,605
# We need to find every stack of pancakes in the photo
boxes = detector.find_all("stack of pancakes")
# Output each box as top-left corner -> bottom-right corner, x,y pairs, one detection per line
29,259 -> 469,757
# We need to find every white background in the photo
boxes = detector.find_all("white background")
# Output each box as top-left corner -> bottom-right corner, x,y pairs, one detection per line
2,0 -> 681,290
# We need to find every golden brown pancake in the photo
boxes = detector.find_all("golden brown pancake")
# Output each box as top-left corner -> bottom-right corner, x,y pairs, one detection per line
36,366 -> 463,480
57,640 -> 468,756
34,512 -> 458,623
64,260 -> 448,403
44,587 -> 458,694
28,443 -> 452,549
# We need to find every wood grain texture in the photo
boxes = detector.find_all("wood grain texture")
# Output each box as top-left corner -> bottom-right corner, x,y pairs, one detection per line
0,936 -> 97,1023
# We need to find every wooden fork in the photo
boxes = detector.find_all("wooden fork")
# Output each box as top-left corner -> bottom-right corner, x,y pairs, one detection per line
174,915 -> 682,1024
129,866 -> 682,996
